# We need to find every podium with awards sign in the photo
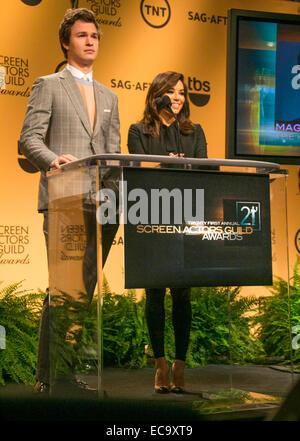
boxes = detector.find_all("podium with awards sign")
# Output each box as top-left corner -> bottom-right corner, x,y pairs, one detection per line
47,154 -> 294,406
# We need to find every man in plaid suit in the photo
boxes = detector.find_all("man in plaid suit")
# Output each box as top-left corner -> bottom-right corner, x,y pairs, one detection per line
20,8 -> 120,394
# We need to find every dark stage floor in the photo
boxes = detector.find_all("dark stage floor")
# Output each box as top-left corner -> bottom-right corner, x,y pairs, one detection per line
0,364 -> 299,422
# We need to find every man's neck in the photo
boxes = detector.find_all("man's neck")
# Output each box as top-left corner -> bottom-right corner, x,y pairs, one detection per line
68,61 -> 93,74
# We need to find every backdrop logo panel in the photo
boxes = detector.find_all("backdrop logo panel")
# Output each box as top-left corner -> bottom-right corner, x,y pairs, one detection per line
21,0 -> 43,5
295,228 -> 300,254
0,66 -> 5,90
59,223 -> 87,262
110,77 -> 152,92
0,54 -> 30,97
140,0 -> 171,28
187,76 -> 210,107
0,224 -> 30,265
55,61 -> 67,73
123,168 -> 272,288
86,0 -> 122,27
17,140 -> 38,174
109,74 -> 211,106
187,10 -> 228,25
236,202 -> 261,231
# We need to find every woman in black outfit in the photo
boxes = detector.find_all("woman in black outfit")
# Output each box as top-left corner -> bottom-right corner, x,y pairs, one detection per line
127,71 -> 207,393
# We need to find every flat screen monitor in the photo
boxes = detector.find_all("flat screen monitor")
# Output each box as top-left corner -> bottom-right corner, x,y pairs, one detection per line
226,8 -> 300,165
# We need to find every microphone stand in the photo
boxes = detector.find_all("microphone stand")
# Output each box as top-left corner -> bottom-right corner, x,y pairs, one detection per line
166,105 -> 183,156
156,96 -> 184,156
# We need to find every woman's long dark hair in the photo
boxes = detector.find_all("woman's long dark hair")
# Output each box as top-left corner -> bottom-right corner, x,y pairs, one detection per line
141,71 -> 195,137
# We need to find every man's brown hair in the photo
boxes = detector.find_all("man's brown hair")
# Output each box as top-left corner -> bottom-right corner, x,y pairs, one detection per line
59,8 -> 101,59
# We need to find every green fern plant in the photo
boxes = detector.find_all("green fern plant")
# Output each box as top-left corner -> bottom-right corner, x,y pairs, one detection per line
252,257 -> 300,365
186,286 -> 265,366
1,262 -> 299,387
101,291 -> 149,368
0,282 -> 45,385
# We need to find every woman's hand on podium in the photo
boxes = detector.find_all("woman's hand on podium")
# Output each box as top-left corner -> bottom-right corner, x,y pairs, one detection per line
169,152 -> 185,158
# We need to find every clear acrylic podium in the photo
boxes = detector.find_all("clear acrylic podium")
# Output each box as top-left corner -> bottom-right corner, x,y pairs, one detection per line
47,154 -> 296,411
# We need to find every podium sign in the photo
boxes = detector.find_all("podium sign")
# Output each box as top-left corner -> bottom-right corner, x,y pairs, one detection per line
123,168 -> 272,288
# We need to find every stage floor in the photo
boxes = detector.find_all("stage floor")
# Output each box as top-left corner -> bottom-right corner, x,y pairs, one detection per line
0,364 -> 299,422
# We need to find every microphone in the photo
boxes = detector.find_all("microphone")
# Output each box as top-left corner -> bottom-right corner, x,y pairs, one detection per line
155,95 -> 174,114
155,96 -> 184,155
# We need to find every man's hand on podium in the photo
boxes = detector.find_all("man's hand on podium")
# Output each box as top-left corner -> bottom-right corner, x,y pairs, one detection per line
50,154 -> 78,169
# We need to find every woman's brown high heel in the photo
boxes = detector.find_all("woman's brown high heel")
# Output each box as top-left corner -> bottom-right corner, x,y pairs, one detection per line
170,359 -> 185,394
154,357 -> 170,394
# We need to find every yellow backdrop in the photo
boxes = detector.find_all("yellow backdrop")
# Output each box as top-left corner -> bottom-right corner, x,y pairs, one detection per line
0,0 -> 299,294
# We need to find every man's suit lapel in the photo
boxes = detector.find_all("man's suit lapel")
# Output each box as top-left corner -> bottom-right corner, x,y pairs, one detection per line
59,68 -> 92,136
93,81 -> 104,138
